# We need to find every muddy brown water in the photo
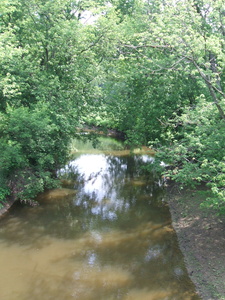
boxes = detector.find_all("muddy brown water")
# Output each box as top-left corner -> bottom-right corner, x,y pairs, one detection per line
0,140 -> 200,300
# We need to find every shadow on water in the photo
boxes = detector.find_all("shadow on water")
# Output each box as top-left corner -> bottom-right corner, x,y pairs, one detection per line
0,138 -> 201,300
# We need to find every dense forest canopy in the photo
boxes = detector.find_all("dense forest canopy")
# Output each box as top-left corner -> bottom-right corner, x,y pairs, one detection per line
0,0 -> 225,212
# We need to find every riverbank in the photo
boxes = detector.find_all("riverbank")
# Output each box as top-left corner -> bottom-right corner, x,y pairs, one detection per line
0,198 -> 16,217
167,186 -> 225,300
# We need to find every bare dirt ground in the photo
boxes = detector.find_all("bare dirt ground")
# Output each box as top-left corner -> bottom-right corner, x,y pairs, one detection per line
167,186 -> 225,300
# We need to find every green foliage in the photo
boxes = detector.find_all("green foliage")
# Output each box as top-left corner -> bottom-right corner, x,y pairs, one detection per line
0,0 -> 118,203
94,0 -> 225,213
0,103 -> 73,201
3,105 -> 69,169
1,0 -> 225,214
0,172 -> 10,208
0,187 -> 10,208
151,96 -> 225,213
13,169 -> 58,204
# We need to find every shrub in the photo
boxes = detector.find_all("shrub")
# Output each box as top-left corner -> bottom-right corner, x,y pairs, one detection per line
0,103 -> 73,202
149,97 -> 225,213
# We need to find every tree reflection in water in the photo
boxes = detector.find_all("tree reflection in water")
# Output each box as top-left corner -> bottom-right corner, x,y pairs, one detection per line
0,149 -> 200,300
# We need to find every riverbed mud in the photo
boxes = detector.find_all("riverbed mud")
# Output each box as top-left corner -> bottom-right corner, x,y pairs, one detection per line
167,186 -> 225,300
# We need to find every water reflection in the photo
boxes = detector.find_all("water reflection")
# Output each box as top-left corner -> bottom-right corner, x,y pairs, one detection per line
0,150 -> 200,300
62,154 -> 162,222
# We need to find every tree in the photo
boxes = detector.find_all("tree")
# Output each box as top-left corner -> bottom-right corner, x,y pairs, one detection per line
93,0 -> 204,145
96,0 -> 225,212
121,0 -> 225,119
0,0 -> 120,203
1,0 -> 225,212
133,0 -> 225,212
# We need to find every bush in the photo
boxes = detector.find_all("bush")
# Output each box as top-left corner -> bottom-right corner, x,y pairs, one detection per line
149,97 -> 225,213
0,103 -> 73,202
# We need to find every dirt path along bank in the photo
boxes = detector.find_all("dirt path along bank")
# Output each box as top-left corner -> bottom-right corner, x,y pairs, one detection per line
167,187 -> 225,300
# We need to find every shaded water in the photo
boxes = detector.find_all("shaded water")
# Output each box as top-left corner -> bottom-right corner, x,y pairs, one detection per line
0,138 -> 200,300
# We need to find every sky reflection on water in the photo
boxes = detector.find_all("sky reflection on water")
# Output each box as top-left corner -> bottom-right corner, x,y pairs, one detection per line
0,148 -> 200,300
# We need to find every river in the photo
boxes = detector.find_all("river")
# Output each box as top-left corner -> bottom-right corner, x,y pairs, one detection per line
0,137 -> 200,300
